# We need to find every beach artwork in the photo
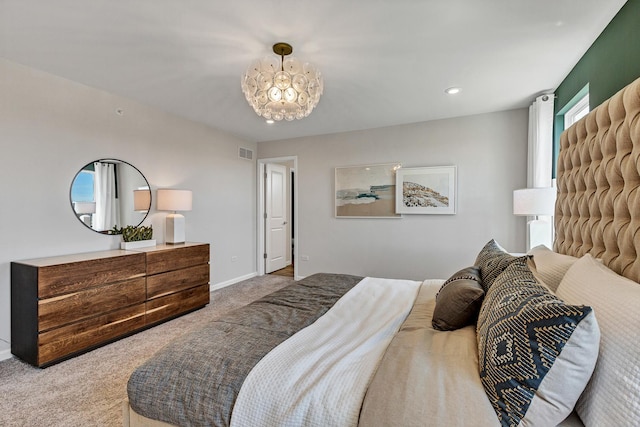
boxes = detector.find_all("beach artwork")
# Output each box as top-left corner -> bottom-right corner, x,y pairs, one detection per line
395,166 -> 457,214
335,163 -> 401,218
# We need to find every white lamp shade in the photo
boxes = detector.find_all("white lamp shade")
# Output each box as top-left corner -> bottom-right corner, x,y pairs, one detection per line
133,189 -> 151,211
513,187 -> 557,216
157,189 -> 192,211
74,201 -> 96,214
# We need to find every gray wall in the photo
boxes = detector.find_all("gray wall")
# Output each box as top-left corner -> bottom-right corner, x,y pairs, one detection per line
258,110 -> 529,281
0,59 -> 257,347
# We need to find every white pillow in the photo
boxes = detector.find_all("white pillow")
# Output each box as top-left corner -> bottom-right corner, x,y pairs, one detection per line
527,245 -> 578,292
556,254 -> 640,426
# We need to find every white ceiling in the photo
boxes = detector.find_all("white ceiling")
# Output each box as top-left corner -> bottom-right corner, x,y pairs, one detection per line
0,1 -> 627,142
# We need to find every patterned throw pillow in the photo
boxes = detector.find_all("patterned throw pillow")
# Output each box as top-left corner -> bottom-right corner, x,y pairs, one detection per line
474,239 -> 527,292
476,258 -> 599,427
432,266 -> 484,331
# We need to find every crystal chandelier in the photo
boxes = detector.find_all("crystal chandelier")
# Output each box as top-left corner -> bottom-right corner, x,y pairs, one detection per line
241,42 -> 323,121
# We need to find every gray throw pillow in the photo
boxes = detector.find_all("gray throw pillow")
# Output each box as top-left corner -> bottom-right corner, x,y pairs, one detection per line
432,266 -> 484,331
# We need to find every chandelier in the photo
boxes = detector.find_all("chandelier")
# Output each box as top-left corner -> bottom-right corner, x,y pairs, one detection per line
241,42 -> 323,121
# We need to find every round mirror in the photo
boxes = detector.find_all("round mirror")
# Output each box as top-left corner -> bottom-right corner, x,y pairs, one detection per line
70,159 -> 151,233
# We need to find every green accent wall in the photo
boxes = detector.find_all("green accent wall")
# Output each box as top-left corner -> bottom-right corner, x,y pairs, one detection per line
553,0 -> 640,175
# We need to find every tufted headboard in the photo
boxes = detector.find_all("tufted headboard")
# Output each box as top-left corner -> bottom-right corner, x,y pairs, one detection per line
554,76 -> 640,283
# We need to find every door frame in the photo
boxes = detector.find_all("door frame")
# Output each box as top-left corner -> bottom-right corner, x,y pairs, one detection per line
257,156 -> 298,279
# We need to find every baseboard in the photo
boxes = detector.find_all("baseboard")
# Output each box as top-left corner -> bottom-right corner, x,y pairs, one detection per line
0,340 -> 11,362
294,275 -> 306,281
210,272 -> 258,291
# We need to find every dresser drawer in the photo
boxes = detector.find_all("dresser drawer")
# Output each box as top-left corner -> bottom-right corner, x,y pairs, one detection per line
147,264 -> 210,300
145,284 -> 210,325
38,303 -> 146,366
36,252 -> 146,298
145,244 -> 209,275
38,277 -> 146,331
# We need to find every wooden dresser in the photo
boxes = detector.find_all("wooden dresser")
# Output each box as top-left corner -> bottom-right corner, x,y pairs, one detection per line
11,242 -> 210,367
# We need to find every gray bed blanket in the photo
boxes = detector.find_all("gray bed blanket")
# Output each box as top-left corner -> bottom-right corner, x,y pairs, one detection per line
127,273 -> 363,427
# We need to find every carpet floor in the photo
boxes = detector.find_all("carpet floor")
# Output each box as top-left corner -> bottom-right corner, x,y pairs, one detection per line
0,274 -> 295,427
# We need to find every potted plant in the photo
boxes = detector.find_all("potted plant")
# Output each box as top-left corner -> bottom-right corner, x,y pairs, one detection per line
112,225 -> 155,249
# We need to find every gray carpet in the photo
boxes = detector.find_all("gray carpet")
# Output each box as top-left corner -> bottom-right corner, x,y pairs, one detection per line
0,274 -> 295,427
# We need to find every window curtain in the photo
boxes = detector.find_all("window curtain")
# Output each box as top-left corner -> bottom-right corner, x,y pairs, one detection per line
93,161 -> 119,231
526,94 -> 555,249
528,94 -> 554,188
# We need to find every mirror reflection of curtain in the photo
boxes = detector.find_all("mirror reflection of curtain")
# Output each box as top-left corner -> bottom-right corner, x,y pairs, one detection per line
93,162 -> 120,231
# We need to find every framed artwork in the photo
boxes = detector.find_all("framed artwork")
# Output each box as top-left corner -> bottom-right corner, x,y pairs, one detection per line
395,166 -> 456,214
335,163 -> 402,218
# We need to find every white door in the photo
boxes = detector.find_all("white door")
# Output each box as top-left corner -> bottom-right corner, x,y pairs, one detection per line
265,163 -> 288,273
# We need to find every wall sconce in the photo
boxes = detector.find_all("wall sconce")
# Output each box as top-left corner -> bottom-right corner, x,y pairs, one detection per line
157,189 -> 192,244
513,187 -> 557,250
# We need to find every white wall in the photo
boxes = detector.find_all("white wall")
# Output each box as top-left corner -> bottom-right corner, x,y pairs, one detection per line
0,59 -> 257,346
258,110 -> 528,281
0,57 -> 529,347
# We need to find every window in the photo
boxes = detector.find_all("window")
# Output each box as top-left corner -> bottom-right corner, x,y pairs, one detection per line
554,84 -> 590,179
70,170 -> 95,202
564,93 -> 589,129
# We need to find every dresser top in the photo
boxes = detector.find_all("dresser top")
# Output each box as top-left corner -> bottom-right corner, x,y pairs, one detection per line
13,250 -> 136,267
13,242 -> 209,267
127,242 -> 208,253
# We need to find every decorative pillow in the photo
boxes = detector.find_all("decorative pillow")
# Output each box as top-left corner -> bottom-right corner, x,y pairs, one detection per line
432,266 -> 484,331
526,245 -> 578,292
556,254 -> 640,426
477,258 -> 600,427
474,239 -> 528,292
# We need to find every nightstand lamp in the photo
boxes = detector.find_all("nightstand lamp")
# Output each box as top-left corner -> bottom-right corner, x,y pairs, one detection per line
73,202 -> 96,227
513,187 -> 557,250
157,189 -> 192,244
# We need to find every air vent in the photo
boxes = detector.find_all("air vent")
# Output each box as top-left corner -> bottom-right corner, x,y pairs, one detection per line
239,147 -> 254,160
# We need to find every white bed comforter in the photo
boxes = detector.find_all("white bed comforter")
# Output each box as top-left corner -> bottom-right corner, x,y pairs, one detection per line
230,276 -> 422,427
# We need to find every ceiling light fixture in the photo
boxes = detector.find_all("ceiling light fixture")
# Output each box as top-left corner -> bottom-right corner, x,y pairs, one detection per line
241,42 -> 323,121
445,87 -> 461,95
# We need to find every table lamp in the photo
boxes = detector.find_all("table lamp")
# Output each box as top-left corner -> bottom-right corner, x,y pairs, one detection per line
73,201 -> 96,227
157,189 -> 192,244
513,187 -> 557,250
133,189 -> 151,212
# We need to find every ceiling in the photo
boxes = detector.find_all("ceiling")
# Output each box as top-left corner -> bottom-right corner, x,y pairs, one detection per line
0,1 -> 627,143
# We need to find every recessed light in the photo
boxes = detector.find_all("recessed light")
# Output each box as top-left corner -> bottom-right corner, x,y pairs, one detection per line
445,87 -> 461,95
266,119 -> 275,124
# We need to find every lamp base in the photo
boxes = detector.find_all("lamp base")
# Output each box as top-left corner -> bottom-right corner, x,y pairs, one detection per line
527,218 -> 553,250
165,213 -> 186,244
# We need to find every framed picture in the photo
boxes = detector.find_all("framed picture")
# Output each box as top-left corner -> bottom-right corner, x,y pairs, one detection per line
335,163 -> 402,218
395,166 -> 456,214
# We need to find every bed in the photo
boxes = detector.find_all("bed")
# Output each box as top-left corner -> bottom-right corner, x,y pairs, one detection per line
124,75 -> 640,427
